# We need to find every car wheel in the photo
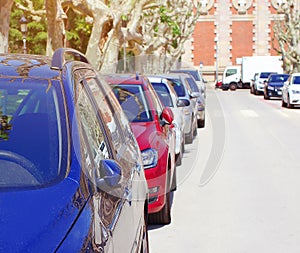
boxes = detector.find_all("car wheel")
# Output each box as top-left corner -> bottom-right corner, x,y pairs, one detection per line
229,83 -> 237,91
197,118 -> 205,128
282,98 -> 287,107
148,191 -> 171,225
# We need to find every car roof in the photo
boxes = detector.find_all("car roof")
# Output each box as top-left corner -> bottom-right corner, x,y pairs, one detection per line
0,54 -> 59,80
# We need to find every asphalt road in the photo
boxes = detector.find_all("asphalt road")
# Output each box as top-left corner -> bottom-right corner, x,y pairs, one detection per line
149,84 -> 300,253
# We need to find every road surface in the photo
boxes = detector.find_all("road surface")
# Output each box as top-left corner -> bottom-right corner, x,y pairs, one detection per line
149,84 -> 300,253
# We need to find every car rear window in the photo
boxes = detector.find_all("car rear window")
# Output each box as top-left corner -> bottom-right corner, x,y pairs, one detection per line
112,84 -> 153,122
0,78 -> 67,188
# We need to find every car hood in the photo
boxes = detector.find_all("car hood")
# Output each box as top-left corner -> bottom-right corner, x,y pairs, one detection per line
130,121 -> 163,150
0,177 -> 87,252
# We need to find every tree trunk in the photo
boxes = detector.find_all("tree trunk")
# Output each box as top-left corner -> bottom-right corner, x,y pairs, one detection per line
0,0 -> 14,53
45,0 -> 66,56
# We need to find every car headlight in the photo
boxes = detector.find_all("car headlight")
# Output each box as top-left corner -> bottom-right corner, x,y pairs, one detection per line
291,90 -> 300,94
141,148 -> 158,169
267,86 -> 274,90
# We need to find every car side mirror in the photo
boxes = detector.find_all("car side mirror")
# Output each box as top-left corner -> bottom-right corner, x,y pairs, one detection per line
161,107 -> 174,125
177,99 -> 190,107
96,159 -> 122,190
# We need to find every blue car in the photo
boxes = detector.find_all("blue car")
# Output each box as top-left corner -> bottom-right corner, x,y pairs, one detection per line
0,49 -> 149,252
263,73 -> 290,99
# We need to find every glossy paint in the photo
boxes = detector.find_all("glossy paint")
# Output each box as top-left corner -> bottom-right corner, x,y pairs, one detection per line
105,74 -> 176,215
0,52 -> 148,252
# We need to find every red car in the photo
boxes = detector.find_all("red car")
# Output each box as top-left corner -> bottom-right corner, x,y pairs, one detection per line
105,74 -> 176,225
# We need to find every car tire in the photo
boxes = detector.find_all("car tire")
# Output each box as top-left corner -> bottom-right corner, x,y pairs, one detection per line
282,98 -> 287,107
197,118 -> 205,128
148,191 -> 171,225
229,83 -> 237,91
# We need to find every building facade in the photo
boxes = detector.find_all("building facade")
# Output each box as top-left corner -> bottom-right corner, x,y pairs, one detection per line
181,0 -> 300,81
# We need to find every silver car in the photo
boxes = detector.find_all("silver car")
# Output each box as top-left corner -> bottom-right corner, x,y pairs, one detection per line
158,73 -> 198,144
147,75 -> 187,165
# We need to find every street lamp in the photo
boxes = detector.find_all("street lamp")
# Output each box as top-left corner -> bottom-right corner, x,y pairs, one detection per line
214,37 -> 219,81
19,16 -> 28,54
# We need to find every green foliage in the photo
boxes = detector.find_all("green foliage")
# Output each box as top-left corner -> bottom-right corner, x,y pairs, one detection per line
8,0 -> 92,54
9,1 -> 47,54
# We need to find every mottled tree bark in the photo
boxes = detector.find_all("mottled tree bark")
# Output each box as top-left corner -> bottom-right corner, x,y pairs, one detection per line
0,0 -> 14,53
45,0 -> 67,56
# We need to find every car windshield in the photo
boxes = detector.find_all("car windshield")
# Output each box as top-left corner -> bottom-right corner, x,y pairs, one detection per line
269,74 -> 289,82
112,84 -> 153,122
292,76 -> 300,85
151,82 -> 174,107
0,78 -> 66,188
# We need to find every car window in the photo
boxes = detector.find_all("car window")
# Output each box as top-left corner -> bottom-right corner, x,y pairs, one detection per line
152,82 -> 174,107
168,78 -> 186,97
75,79 -> 110,179
186,77 -> 200,93
147,80 -> 165,116
292,76 -> 300,85
260,72 -> 273,78
112,84 -> 152,122
226,69 -> 237,77
0,78 -> 66,188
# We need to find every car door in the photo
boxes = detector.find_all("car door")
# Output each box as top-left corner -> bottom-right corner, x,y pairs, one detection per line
79,70 -> 147,252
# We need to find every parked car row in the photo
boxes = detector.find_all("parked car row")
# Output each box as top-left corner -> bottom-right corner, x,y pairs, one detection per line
249,71 -> 300,109
104,69 -> 206,226
0,48 -> 206,252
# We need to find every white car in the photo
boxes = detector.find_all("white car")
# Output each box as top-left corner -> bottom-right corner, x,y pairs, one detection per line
251,71 -> 276,95
282,73 -> 300,108
147,75 -> 186,166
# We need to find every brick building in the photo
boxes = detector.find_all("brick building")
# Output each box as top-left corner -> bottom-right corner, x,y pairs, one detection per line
181,0 -> 300,81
